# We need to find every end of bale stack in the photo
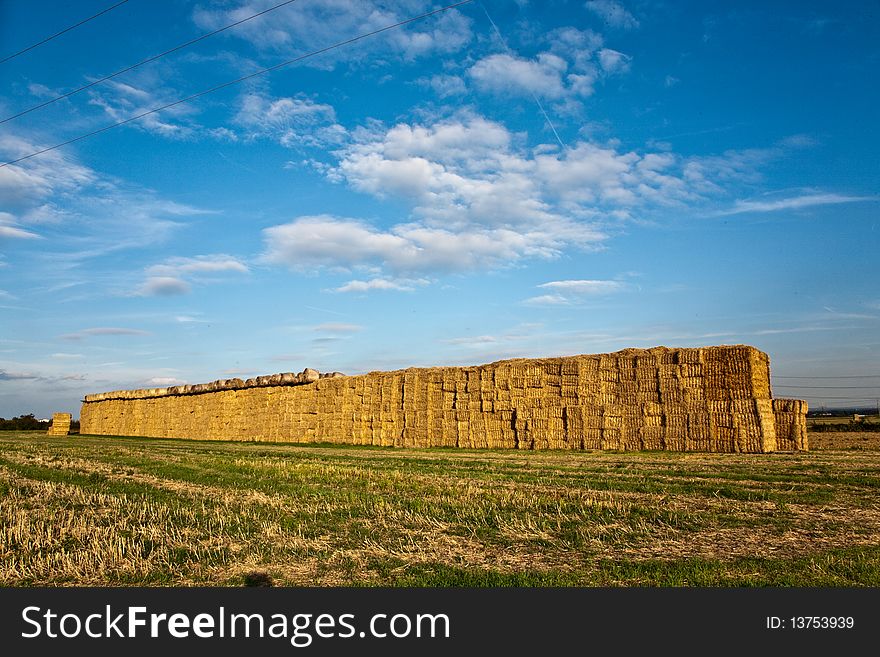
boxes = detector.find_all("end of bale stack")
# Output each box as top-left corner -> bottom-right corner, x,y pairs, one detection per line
46,412 -> 72,436
773,399 -> 809,451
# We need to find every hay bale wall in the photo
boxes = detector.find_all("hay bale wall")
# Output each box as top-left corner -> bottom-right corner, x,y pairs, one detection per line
79,345 -> 807,453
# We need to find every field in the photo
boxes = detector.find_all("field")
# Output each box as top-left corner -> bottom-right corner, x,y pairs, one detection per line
808,415 -> 880,428
809,432 -> 880,450
1,431 -> 879,586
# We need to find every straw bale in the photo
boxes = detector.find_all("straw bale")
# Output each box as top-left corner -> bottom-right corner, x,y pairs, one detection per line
641,426 -> 665,450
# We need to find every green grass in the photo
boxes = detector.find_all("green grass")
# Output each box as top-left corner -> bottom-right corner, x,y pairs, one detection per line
1,431 -> 879,586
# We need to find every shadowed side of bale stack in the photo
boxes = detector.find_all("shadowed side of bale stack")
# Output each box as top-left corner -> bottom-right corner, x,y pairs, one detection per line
79,346 -> 807,453
772,399 -> 809,451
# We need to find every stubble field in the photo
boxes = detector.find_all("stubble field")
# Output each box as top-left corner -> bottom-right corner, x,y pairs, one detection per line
1,431 -> 879,586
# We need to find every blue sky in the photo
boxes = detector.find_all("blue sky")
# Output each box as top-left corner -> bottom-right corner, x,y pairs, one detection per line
1,0 -> 878,418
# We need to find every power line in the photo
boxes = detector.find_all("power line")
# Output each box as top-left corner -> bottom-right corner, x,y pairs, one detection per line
772,375 -> 880,379
0,0 -> 475,169
1,0 -> 301,125
479,2 -> 566,151
0,1 -> 132,65
777,395 -> 878,401
774,385 -> 880,389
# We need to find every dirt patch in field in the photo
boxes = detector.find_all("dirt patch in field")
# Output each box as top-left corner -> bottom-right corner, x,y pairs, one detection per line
809,431 -> 880,450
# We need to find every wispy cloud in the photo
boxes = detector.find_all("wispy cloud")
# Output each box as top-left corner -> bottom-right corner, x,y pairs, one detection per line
191,1 -> 473,66
329,278 -> 425,293
233,92 -> 347,148
60,327 -> 151,341
313,323 -> 363,334
0,369 -> 40,381
87,76 -> 200,140
147,377 -> 185,386
419,74 -> 467,98
524,279 -> 628,305
1,134 -> 213,267
715,192 -> 875,216
537,279 -> 627,294
136,276 -> 191,297
523,294 -> 572,306
440,335 -> 499,345
147,255 -> 248,277
135,255 -> 248,296
585,0 -> 640,30
0,224 -> 41,239
597,48 -> 631,75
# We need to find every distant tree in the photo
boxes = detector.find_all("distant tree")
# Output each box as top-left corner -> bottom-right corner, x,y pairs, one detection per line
0,414 -> 51,430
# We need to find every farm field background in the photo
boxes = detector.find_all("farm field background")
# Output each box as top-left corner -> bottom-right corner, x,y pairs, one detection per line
1,431 -> 879,587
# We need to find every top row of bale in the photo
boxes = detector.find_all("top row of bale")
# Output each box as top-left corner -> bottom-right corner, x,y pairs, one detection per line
84,345 -> 770,403
83,368 -> 346,402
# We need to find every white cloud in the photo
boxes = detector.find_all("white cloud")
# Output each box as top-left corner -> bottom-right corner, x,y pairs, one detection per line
234,92 -> 347,148
137,276 -> 191,297
715,193 -> 875,216
87,78 -> 198,139
0,224 -> 41,239
333,115 -> 612,226
148,377 -> 185,386
523,294 -> 571,306
331,115 -> 696,223
313,323 -> 363,334
0,134 -> 96,209
262,215 -> 411,269
0,369 -> 40,381
1,135 -> 212,266
135,255 -> 248,296
261,215 -> 602,274
537,279 -> 626,295
547,26 -> 604,63
440,335 -> 499,345
331,278 -> 423,293
192,1 -> 472,66
682,140 -> 806,190
21,203 -> 73,224
147,255 -> 248,277
268,116 -> 830,280
597,48 -> 631,75
468,53 -> 571,99
525,279 -> 628,306
60,327 -> 150,341
421,74 -> 467,98
585,0 -> 640,30
465,24 -> 632,105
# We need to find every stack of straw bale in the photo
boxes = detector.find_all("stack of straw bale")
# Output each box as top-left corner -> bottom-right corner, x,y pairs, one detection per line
772,398 -> 809,451
79,346 -> 807,453
46,412 -> 71,436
